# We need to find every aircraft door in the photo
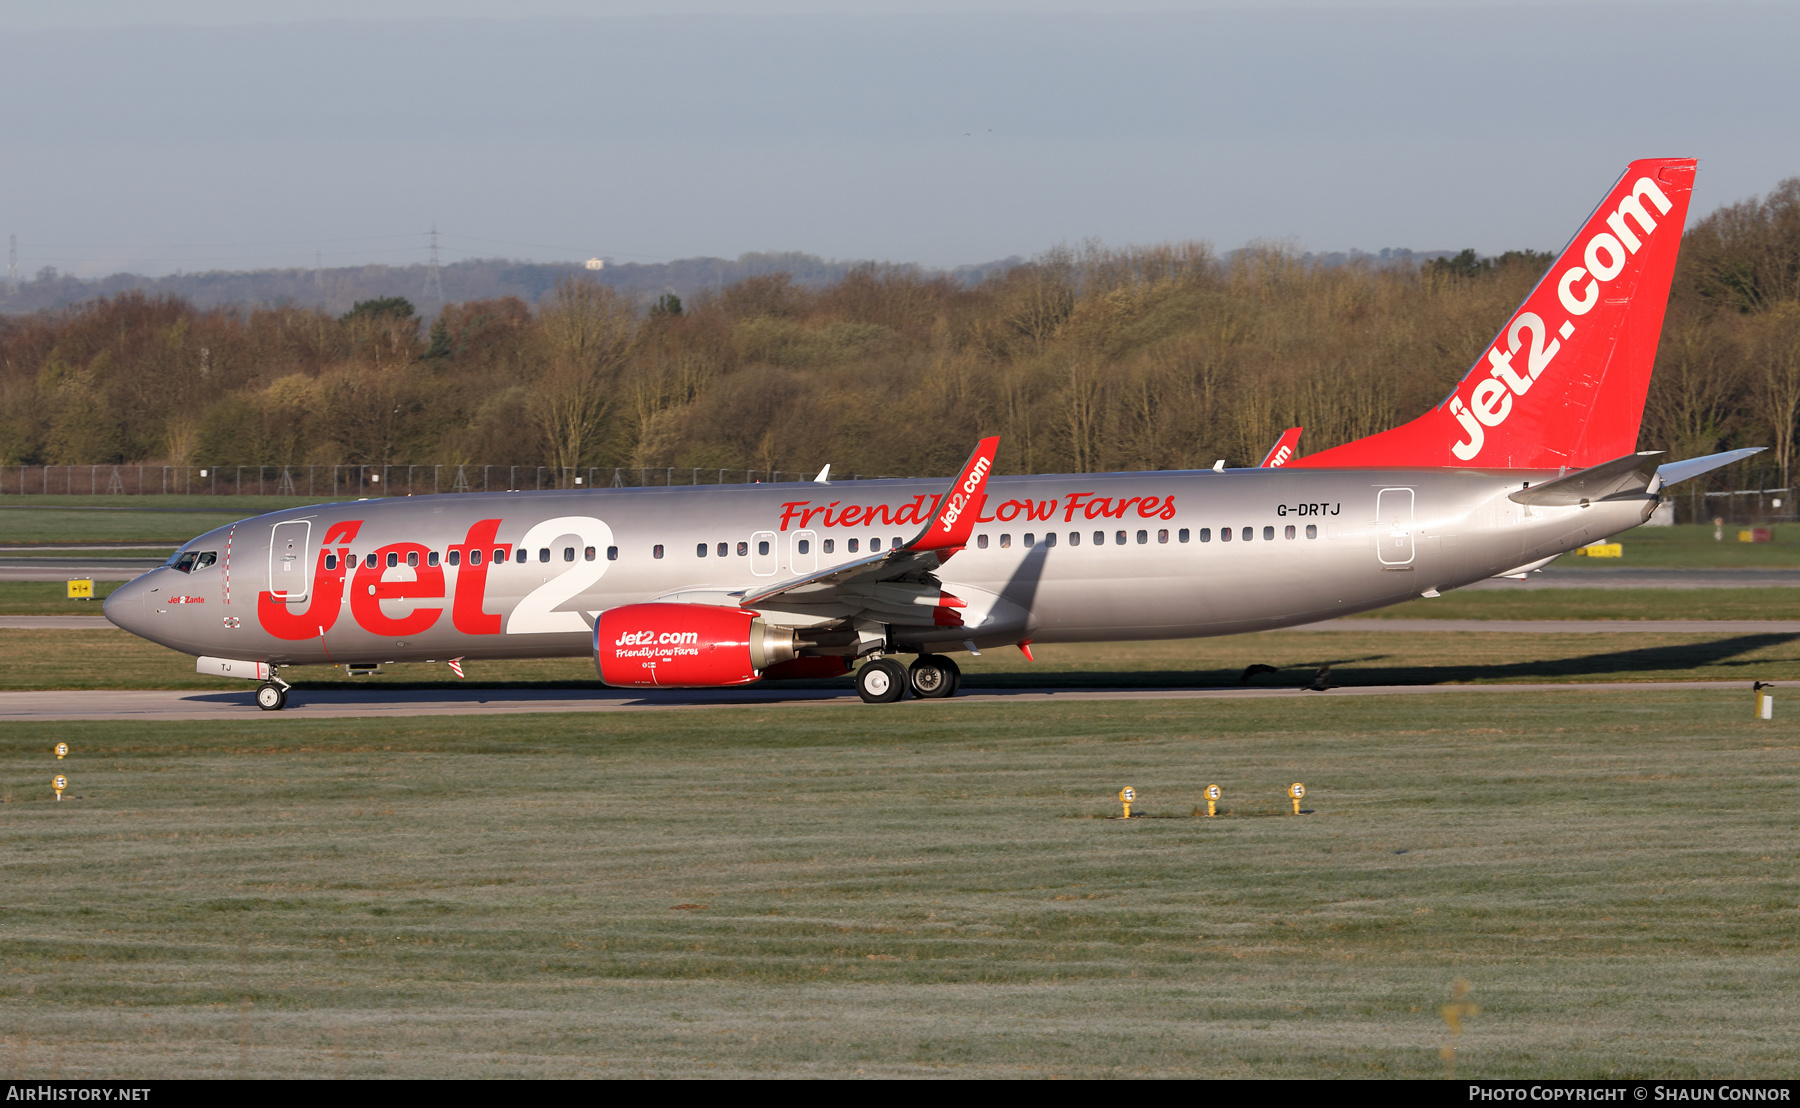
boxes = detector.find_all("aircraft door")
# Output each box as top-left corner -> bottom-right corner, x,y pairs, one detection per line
790,530 -> 818,575
269,520 -> 312,602
751,530 -> 779,576
1376,488 -> 1415,566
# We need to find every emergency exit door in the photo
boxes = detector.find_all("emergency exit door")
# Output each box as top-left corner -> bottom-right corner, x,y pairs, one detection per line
1376,488 -> 1415,567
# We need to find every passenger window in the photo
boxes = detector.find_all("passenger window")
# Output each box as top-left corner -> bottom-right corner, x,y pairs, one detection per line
823,538 -> 835,554
717,542 -> 728,557
870,538 -> 882,552
1285,525 -> 1296,540
1137,530 -> 1148,544
195,552 -> 217,570
736,542 -> 747,556
538,548 -> 550,563
1024,533 -> 1035,547
1158,529 -> 1169,543
798,539 -> 810,555
1197,528 -> 1209,542
758,540 -> 770,556
466,549 -> 479,566
1069,532 -> 1080,546
892,536 -> 902,549
325,554 -> 338,570
1222,527 -> 1233,543
492,548 -> 503,563
848,538 -> 860,553
977,534 -> 988,549
696,543 -> 708,558
1242,527 -> 1254,542
1093,532 -> 1104,545
563,547 -> 575,562
387,551 -> 399,568
607,546 -> 619,561
585,547 -> 596,561
654,545 -> 665,559
1000,534 -> 1011,548
1114,531 -> 1125,545
427,551 -> 440,567
1262,526 -> 1274,541
407,551 -> 419,567
448,550 -> 460,566
1045,533 -> 1058,548
1306,524 -> 1318,539
1178,528 -> 1190,543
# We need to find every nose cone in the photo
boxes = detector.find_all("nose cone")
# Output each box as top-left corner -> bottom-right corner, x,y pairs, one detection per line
103,574 -> 152,637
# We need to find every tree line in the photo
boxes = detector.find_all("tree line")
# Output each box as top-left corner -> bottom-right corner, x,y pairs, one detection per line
2,178 -> 1796,517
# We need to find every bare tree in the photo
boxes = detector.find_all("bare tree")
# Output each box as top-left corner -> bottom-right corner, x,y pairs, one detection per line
533,277 -> 636,478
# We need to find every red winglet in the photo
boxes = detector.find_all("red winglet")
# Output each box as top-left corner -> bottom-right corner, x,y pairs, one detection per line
908,437 -> 1000,552
1260,427 -> 1303,467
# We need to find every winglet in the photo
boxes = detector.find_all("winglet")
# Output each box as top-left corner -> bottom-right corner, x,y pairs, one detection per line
1260,427 -> 1303,467
908,436 -> 1000,552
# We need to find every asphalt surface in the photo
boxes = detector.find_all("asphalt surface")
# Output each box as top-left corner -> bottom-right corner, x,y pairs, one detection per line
0,681 -> 1773,722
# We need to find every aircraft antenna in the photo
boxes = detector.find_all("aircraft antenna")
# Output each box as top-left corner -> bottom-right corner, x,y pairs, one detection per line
422,225 -> 445,305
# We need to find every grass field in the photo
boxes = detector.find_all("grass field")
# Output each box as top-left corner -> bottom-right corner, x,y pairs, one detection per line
6,626 -> 1799,692
1562,524 -> 1800,568
2,692 -> 1795,1078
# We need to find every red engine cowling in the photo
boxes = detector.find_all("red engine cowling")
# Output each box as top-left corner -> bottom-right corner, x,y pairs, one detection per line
595,602 -> 800,688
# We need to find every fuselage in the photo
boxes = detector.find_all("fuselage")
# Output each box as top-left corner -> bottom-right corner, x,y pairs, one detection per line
103,466 -> 1653,670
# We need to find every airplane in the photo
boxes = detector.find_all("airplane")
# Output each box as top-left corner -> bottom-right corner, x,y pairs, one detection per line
104,157 -> 1759,709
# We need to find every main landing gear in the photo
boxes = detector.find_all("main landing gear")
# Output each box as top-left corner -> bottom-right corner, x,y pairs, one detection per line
255,674 -> 291,712
855,654 -> 963,704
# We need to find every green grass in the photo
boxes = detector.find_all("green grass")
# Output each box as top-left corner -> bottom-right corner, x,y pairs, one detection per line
1366,588 -> 1800,621
7,626 -> 1800,691
2,693 -> 1796,1077
1570,524 -> 1800,568
0,583 -> 125,614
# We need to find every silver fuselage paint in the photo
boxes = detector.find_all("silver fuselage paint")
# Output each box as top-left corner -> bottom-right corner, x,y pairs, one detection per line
103,467 -> 1653,667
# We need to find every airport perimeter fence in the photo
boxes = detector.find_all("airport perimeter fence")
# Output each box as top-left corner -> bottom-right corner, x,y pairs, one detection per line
0,464 -> 905,499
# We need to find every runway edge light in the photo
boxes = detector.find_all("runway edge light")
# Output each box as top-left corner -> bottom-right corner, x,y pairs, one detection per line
55,743 -> 69,760
1288,782 -> 1306,815
53,775 -> 67,801
1204,783 -> 1221,818
1118,787 -> 1136,819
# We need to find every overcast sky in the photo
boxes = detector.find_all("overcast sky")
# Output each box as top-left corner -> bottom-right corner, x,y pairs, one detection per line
5,3 -> 1797,277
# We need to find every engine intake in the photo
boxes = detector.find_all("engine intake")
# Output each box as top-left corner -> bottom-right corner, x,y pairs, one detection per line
594,602 -> 799,688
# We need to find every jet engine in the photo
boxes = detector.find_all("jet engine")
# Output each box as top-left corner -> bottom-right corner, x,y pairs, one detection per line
594,602 -> 801,687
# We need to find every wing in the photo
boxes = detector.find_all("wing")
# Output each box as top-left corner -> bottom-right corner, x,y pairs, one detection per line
738,437 -> 999,623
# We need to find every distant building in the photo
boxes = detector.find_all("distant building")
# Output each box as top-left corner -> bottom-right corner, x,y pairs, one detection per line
585,257 -> 605,270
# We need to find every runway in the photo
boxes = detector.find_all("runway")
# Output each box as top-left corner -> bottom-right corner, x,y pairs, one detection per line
0,558 -> 162,581
0,680 -> 1769,722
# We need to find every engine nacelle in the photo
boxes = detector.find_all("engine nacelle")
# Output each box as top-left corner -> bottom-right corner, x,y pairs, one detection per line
595,602 -> 799,688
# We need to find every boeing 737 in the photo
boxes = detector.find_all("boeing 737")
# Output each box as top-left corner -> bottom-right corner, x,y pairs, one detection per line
104,158 -> 1758,708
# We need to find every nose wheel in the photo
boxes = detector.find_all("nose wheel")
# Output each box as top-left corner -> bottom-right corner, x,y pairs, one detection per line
255,681 -> 288,712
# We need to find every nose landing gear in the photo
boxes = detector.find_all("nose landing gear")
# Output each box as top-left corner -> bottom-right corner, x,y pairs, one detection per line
255,674 -> 291,712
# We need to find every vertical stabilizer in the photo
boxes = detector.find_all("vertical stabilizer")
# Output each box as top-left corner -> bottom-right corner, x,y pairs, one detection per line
1292,158 -> 1696,470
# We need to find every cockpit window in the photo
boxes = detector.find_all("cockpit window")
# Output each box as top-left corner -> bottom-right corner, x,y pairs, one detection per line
165,550 -> 217,574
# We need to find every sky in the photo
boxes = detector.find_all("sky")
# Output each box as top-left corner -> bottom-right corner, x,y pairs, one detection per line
4,2 -> 1797,278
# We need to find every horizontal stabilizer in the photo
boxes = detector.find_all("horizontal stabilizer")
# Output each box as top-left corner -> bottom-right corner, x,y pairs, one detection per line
1654,447 -> 1765,490
1510,451 -> 1663,507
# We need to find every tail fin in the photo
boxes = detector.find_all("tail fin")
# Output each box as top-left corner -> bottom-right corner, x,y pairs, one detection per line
1260,427 -> 1303,467
1291,158 -> 1697,470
